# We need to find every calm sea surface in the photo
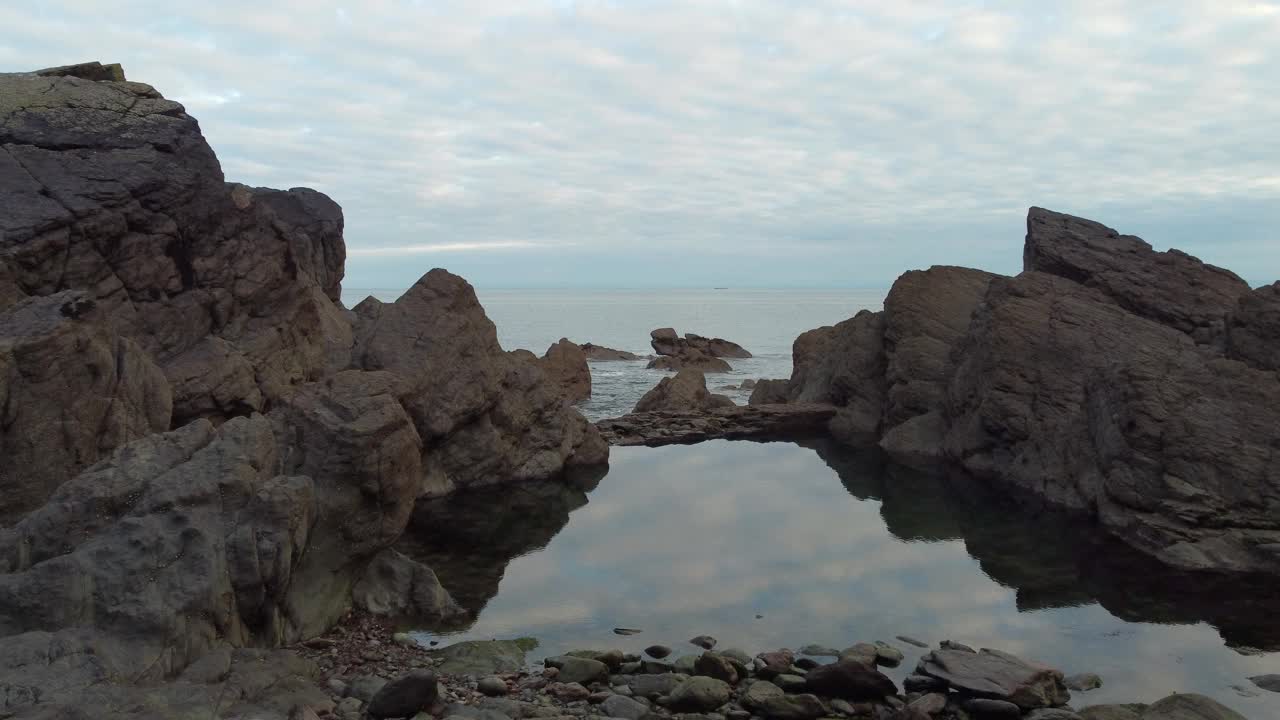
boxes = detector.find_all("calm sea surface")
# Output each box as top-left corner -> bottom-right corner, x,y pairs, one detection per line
341,288 -> 885,418
343,287 -> 1280,717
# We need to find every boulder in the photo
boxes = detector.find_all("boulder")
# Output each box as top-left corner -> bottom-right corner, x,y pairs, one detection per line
693,652 -> 738,684
351,548 -> 465,621
428,638 -> 539,675
758,693 -> 827,720
634,369 -> 736,413
367,670 -> 439,719
802,659 -> 897,700
917,648 -> 1068,710
545,655 -> 610,684
1226,281 -> 1280,371
668,676 -> 732,712
748,378 -> 791,405
647,351 -> 734,373
1065,673 -> 1103,692
754,650 -> 796,679
540,338 -> 591,404
647,327 -> 750,371
601,693 -> 650,719
580,342 -> 643,361
789,311 -> 887,441
1250,673 -> 1280,693
1140,693 -> 1246,720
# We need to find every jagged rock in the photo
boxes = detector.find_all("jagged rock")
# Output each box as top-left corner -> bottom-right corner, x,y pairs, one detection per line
1226,281 -> 1280,371
650,328 -> 752,359
580,343 -> 643,361
163,336 -> 264,426
1023,207 -> 1250,343
33,61 -> 127,82
918,648 -> 1068,710
351,270 -> 607,490
748,379 -> 791,405
0,291 -> 172,516
647,352 -> 733,373
351,548 -> 465,621
802,660 -> 897,700
789,311 -> 887,442
634,370 -> 735,413
540,338 -> 591,404
599,403 -> 834,446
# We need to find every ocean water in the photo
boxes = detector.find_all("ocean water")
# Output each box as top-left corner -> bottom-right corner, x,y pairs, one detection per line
340,288 -> 885,419
399,441 -> 1280,717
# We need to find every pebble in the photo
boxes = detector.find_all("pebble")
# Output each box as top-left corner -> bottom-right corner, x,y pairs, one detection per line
690,635 -> 718,650
646,645 -> 674,659
1065,672 -> 1103,692
478,676 -> 509,697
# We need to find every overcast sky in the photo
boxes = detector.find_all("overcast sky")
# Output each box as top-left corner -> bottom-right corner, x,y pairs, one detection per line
6,1 -> 1279,289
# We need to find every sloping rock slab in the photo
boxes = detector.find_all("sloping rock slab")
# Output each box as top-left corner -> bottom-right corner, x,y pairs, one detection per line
598,403 -> 836,446
918,648 -> 1069,709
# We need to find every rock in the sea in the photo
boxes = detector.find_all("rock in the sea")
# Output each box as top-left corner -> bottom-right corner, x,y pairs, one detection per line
634,369 -> 736,413
690,635 -> 718,650
367,670 -> 438,719
839,643 -> 879,666
540,338 -> 592,404
918,648 -> 1068,710
1250,673 -> 1280,693
799,645 -> 841,658
647,351 -> 734,373
754,650 -> 796,679
748,378 -> 792,405
1065,673 -> 1104,692
668,676 -> 732,712
897,636 -> 930,648
1141,693 -> 1247,720
872,641 -> 904,667
647,645 -> 674,659
674,654 -> 699,675
802,660 -> 897,700
580,342 -> 643,361
651,328 -> 752,359
742,680 -> 786,710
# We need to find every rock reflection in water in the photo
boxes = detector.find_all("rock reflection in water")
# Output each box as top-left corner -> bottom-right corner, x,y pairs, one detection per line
399,440 -> 1280,714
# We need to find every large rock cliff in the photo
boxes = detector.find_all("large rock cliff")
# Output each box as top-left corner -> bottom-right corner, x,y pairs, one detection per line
783,207 -> 1280,579
0,63 -> 606,718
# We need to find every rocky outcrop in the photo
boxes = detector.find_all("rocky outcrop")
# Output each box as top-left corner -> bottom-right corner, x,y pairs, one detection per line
580,343 -> 644,361
778,207 -> 1280,579
598,403 -> 836,446
540,338 -> 591,404
748,379 -> 791,405
917,648 -> 1069,710
0,63 -> 608,717
645,327 -> 747,372
0,291 -> 172,517
634,370 -> 735,413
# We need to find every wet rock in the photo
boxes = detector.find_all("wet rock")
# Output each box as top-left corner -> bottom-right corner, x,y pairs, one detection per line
963,698 -> 1022,719
721,649 -> 752,665
568,648 -> 625,670
598,403 -> 836,447
430,639 -> 539,675
647,645 -> 674,659
635,369 -> 736,413
1143,694 -> 1247,720
668,676 -> 732,712
632,674 -> 686,699
650,328 -> 752,360
694,652 -> 739,684
690,635 -> 718,650
675,654 -> 700,675
872,642 -> 904,667
547,682 -> 591,702
759,693 -> 827,720
918,648 -> 1068,710
755,651 -> 797,679
775,674 -> 807,692
800,645 -> 841,658
1065,673 -> 1103,692
368,670 -> 439,719
647,352 -> 733,373
614,628 -> 644,636
742,681 -> 786,710
839,644 -> 879,666
803,660 -> 897,700
643,660 -> 677,674
793,658 -> 820,671
479,677 -> 510,697
602,693 -> 651,720
352,548 -> 465,622
902,675 -> 948,693
897,636 -> 929,649
545,656 -> 610,685
1249,674 -> 1280,693
939,641 -> 975,653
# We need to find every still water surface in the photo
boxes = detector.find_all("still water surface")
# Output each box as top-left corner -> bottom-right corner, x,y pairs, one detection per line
400,440 -> 1280,717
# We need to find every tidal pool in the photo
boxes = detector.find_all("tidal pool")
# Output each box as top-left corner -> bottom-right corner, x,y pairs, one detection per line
399,440 -> 1280,716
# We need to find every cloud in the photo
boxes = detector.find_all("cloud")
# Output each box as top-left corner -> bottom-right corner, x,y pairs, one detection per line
6,0 -> 1279,287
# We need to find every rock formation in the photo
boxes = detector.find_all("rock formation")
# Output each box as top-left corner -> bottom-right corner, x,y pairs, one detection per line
644,327 -> 748,372
539,338 -> 592,404
634,369 -> 735,413
0,63 -> 607,718
579,342 -> 644,361
776,206 -> 1280,579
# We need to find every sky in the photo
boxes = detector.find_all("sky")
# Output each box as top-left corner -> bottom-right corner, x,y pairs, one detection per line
5,1 -> 1279,289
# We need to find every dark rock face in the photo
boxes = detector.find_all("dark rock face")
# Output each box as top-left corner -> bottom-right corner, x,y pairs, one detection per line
598,403 -> 836,446
580,342 -> 643,361
0,64 -> 607,717
634,369 -> 735,413
748,379 -> 791,405
780,207 -> 1280,579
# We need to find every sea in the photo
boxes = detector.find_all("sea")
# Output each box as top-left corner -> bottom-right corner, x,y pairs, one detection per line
340,287 -> 886,419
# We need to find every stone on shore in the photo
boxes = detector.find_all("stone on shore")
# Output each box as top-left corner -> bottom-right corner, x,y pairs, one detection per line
430,639 -> 539,675
545,655 -> 610,684
1066,673 -> 1104,692
759,693 -> 827,720
690,635 -> 718,650
668,676 -> 732,712
964,698 -> 1022,718
601,693 -> 651,719
694,652 -> 739,684
477,677 -> 509,697
646,645 -> 674,659
367,670 -> 438,719
918,648 -> 1069,710
1249,674 -> 1280,693
802,660 -> 897,700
